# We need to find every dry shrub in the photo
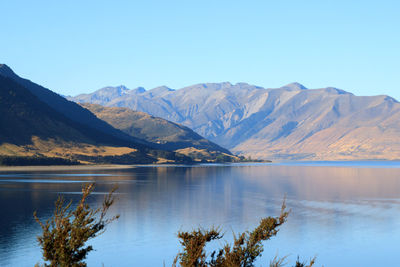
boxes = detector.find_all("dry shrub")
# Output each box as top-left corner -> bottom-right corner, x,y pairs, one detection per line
34,184 -> 119,267
174,200 -> 316,267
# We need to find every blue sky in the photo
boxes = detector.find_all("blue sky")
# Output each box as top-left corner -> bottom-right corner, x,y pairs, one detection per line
1,0 -> 400,100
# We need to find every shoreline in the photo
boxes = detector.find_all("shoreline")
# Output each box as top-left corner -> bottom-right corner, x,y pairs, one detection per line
0,164 -> 138,172
0,161 -> 273,172
2,160 -> 400,172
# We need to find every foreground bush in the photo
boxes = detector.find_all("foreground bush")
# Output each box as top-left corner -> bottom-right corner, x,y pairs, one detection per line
34,184 -> 119,267
174,202 -> 315,267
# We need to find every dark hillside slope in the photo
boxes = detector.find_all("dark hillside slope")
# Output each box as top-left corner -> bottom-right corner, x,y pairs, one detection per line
0,75 -> 92,145
0,64 -> 147,147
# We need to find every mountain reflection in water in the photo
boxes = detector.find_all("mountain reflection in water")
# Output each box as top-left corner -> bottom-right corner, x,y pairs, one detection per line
1,163 -> 400,266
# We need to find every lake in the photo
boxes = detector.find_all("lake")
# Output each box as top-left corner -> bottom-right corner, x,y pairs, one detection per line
1,162 -> 400,266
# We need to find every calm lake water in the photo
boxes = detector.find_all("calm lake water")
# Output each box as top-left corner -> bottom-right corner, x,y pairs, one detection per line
1,162 -> 400,266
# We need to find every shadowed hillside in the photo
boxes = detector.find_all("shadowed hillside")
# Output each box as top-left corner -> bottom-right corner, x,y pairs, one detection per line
0,75 -> 85,145
0,64 -> 148,147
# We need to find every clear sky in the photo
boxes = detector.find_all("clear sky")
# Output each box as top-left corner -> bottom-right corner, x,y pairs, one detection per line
1,0 -> 400,100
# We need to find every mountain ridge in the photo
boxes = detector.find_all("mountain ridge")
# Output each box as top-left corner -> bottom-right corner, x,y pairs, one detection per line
70,82 -> 400,160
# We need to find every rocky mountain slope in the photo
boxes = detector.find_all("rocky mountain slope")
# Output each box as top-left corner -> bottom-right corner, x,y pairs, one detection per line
71,82 -> 400,160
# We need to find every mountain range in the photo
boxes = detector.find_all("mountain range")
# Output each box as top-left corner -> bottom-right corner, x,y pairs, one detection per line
71,82 -> 400,160
0,64 -> 233,164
